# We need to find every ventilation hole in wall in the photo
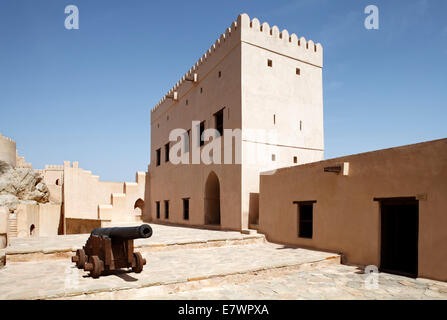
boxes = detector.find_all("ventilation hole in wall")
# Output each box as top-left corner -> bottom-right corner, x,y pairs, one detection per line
314,44 -> 317,52
273,114 -> 276,125
272,154 -> 276,161
267,59 -> 273,67
186,99 -> 188,105
300,120 -> 302,131
296,68 -> 301,75
200,87 -> 203,93
293,156 -> 298,164
218,71 -> 222,78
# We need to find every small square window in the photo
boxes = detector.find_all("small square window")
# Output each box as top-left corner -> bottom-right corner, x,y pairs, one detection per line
272,154 -> 276,161
296,68 -> 301,75
267,59 -> 273,67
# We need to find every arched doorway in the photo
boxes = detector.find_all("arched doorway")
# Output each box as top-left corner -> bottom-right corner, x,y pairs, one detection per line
204,171 -> 220,225
133,199 -> 144,220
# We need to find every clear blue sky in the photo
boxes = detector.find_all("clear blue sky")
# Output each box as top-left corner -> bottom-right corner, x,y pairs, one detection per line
1,0 -> 446,182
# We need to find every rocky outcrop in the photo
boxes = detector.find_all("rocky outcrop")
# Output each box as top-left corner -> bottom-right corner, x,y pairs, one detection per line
0,160 -> 49,211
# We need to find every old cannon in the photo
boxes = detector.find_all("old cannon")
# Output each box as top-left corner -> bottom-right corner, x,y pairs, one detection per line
71,224 -> 153,278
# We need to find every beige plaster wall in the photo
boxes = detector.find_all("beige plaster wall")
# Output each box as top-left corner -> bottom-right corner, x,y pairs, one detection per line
66,218 -> 102,235
259,138 -> 447,281
16,204 -> 39,238
0,133 -> 16,167
63,161 -> 145,226
39,203 -> 62,236
148,18 -> 243,230
0,207 -> 7,248
239,16 -> 324,228
63,161 -> 124,220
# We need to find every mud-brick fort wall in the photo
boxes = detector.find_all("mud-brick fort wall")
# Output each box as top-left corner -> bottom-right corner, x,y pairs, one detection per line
0,133 -> 17,167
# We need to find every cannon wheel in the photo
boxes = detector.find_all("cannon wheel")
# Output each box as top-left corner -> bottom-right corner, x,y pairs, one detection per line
76,249 -> 86,269
132,252 -> 144,273
89,256 -> 104,279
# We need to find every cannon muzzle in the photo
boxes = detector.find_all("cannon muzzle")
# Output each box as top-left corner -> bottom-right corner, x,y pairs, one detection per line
91,224 -> 153,240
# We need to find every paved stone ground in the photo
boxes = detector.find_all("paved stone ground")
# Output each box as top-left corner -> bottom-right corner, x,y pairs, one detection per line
0,243 -> 338,299
1,223 -> 446,300
5,223 -> 262,255
133,264 -> 447,300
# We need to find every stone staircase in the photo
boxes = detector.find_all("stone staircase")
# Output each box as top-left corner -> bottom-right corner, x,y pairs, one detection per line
7,214 -> 18,239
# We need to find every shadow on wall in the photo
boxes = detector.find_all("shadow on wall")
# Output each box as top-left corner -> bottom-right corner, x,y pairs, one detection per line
249,193 -> 259,225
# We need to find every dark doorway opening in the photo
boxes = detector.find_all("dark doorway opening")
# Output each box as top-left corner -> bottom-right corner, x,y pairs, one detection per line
204,171 -> 220,225
379,197 -> 419,278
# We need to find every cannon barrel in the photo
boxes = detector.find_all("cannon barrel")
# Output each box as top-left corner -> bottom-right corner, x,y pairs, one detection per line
91,224 -> 153,240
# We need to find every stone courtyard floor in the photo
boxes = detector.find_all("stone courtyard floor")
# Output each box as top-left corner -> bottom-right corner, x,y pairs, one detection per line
0,223 -> 446,300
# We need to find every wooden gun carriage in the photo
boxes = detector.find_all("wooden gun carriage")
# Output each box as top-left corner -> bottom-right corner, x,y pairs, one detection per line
71,224 -> 153,278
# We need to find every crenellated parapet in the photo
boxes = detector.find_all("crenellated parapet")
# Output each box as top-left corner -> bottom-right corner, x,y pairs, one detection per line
0,133 -> 17,167
45,165 -> 64,171
239,13 -> 323,67
151,13 -> 322,116
0,133 -> 15,144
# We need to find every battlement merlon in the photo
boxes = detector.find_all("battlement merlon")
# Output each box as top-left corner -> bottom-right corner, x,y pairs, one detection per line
150,13 -> 323,117
0,133 -> 16,144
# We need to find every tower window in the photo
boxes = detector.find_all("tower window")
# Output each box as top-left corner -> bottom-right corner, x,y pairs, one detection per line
300,120 -> 303,131
296,68 -> 301,75
186,99 -> 189,105
214,109 -> 224,136
293,156 -> 298,164
164,200 -> 169,219
183,198 -> 190,220
218,71 -> 222,78
273,114 -> 276,125
272,154 -> 276,161
199,121 -> 205,146
156,148 -> 161,166
267,59 -> 273,67
185,129 -> 190,153
200,87 -> 203,94
165,143 -> 170,162
156,201 -> 160,219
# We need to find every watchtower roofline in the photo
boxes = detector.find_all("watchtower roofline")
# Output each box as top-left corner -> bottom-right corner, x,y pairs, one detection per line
150,13 -> 323,119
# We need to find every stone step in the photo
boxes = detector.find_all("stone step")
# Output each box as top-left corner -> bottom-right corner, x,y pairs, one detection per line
0,242 -> 340,300
5,233 -> 266,263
